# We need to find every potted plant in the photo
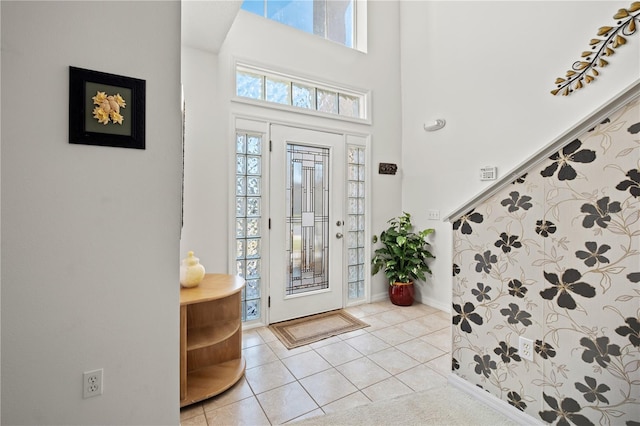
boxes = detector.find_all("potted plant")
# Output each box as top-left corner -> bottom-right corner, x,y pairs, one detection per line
371,212 -> 435,306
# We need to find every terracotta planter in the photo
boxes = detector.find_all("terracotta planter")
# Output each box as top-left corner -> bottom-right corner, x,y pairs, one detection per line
389,281 -> 414,306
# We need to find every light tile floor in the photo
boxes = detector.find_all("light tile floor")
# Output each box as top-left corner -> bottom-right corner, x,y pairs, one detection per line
180,300 -> 451,426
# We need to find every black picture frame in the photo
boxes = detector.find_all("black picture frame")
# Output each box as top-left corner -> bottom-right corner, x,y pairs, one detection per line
69,66 -> 145,149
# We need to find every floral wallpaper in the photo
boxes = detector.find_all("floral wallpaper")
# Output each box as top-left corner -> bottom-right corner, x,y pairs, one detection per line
451,98 -> 639,425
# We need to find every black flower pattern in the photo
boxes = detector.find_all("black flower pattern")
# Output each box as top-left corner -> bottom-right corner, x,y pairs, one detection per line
540,139 -> 596,181
628,122 -> 640,134
540,269 -> 596,310
575,242 -> 611,267
452,357 -> 460,371
581,196 -> 622,229
575,376 -> 610,404
535,220 -> 557,237
628,272 -> 640,283
615,317 -> 640,347
580,336 -> 621,368
616,169 -> 640,198
507,391 -> 527,411
501,191 -> 533,212
494,341 -> 522,363
535,340 -> 556,359
500,303 -> 532,326
474,250 -> 498,274
473,354 -> 497,378
452,302 -> 484,333
495,232 -> 522,253
453,210 -> 484,235
508,279 -> 528,298
512,173 -> 528,184
453,263 -> 460,276
539,393 -> 594,426
471,282 -> 492,302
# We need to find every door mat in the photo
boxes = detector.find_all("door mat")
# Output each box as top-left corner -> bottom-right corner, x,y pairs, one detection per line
269,310 -> 369,349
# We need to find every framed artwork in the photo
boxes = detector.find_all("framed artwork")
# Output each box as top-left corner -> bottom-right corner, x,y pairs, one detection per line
69,66 -> 145,149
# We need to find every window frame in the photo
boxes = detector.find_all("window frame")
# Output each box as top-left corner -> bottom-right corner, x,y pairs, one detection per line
240,0 -> 367,52
233,61 -> 372,125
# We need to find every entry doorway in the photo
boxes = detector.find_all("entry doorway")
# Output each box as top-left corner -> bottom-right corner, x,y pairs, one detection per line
269,125 -> 345,323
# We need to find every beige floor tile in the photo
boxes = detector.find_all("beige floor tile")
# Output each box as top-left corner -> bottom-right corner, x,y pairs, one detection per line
395,339 -> 446,363
399,303 -> 441,317
243,343 -> 279,369
286,408 -> 325,423
256,381 -> 319,424
423,313 -> 451,332
426,353 -> 451,376
202,377 -> 254,412
180,403 -> 204,422
420,327 -> 452,352
314,340 -> 363,366
343,333 -> 390,355
255,326 -> 279,343
367,347 -> 421,375
281,350 -> 332,379
242,329 -> 265,349
356,314 -> 392,331
367,308 -> 414,326
267,338 -> 312,359
321,390 -> 371,414
395,363 -> 448,392
343,305 -> 367,318
335,356 -> 391,389
309,335 -> 342,349
370,325 -> 414,346
396,317 -> 430,338
358,302 -> 393,315
338,327 -> 369,340
361,376 -> 413,402
204,395 -> 270,426
300,368 -> 358,406
180,413 -> 208,426
244,360 -> 296,394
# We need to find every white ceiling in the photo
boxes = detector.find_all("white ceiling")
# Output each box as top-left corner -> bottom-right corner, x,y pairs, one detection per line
181,0 -> 243,53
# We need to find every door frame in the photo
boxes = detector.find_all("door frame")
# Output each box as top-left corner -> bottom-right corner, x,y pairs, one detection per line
230,113 -> 372,327
268,124 -> 346,324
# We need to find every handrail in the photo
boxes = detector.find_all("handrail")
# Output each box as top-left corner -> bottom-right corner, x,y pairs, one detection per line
443,78 -> 640,223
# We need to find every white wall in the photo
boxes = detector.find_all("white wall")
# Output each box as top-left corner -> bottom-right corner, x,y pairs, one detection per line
1,2 -> 182,424
180,47 -> 229,273
181,3 -> 405,303
400,1 -> 640,310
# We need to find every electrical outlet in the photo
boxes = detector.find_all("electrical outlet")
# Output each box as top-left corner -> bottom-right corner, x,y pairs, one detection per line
83,369 -> 103,398
519,337 -> 534,361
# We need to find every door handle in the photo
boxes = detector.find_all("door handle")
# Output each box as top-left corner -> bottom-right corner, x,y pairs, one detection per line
336,232 -> 343,239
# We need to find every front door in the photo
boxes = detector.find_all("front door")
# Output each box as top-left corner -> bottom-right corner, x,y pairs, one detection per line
269,125 -> 344,323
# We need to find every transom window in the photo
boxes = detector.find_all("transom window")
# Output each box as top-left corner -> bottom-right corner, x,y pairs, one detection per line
235,64 -> 369,121
241,0 -> 355,48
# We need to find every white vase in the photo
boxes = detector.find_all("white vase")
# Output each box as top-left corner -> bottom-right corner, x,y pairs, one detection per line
180,251 -> 205,288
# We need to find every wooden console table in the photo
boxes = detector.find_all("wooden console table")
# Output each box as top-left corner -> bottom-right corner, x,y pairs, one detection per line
180,274 -> 246,407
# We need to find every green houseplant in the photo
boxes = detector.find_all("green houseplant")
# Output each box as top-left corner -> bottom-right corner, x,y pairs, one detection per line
371,212 -> 435,306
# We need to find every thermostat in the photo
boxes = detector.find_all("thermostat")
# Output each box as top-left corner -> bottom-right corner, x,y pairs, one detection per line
480,166 -> 497,181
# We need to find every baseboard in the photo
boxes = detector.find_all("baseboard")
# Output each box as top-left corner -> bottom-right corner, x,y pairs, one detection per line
448,374 -> 542,425
370,291 -> 451,313
416,294 -> 450,313
370,291 -> 388,303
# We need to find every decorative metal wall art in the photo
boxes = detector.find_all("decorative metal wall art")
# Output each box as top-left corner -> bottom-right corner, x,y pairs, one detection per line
551,2 -> 640,96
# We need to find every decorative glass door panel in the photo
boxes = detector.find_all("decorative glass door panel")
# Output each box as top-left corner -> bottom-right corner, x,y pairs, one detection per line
270,125 -> 344,323
286,144 -> 330,295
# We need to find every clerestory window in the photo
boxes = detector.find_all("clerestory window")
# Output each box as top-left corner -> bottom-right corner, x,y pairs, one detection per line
241,0 -> 358,49
235,63 -> 369,122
